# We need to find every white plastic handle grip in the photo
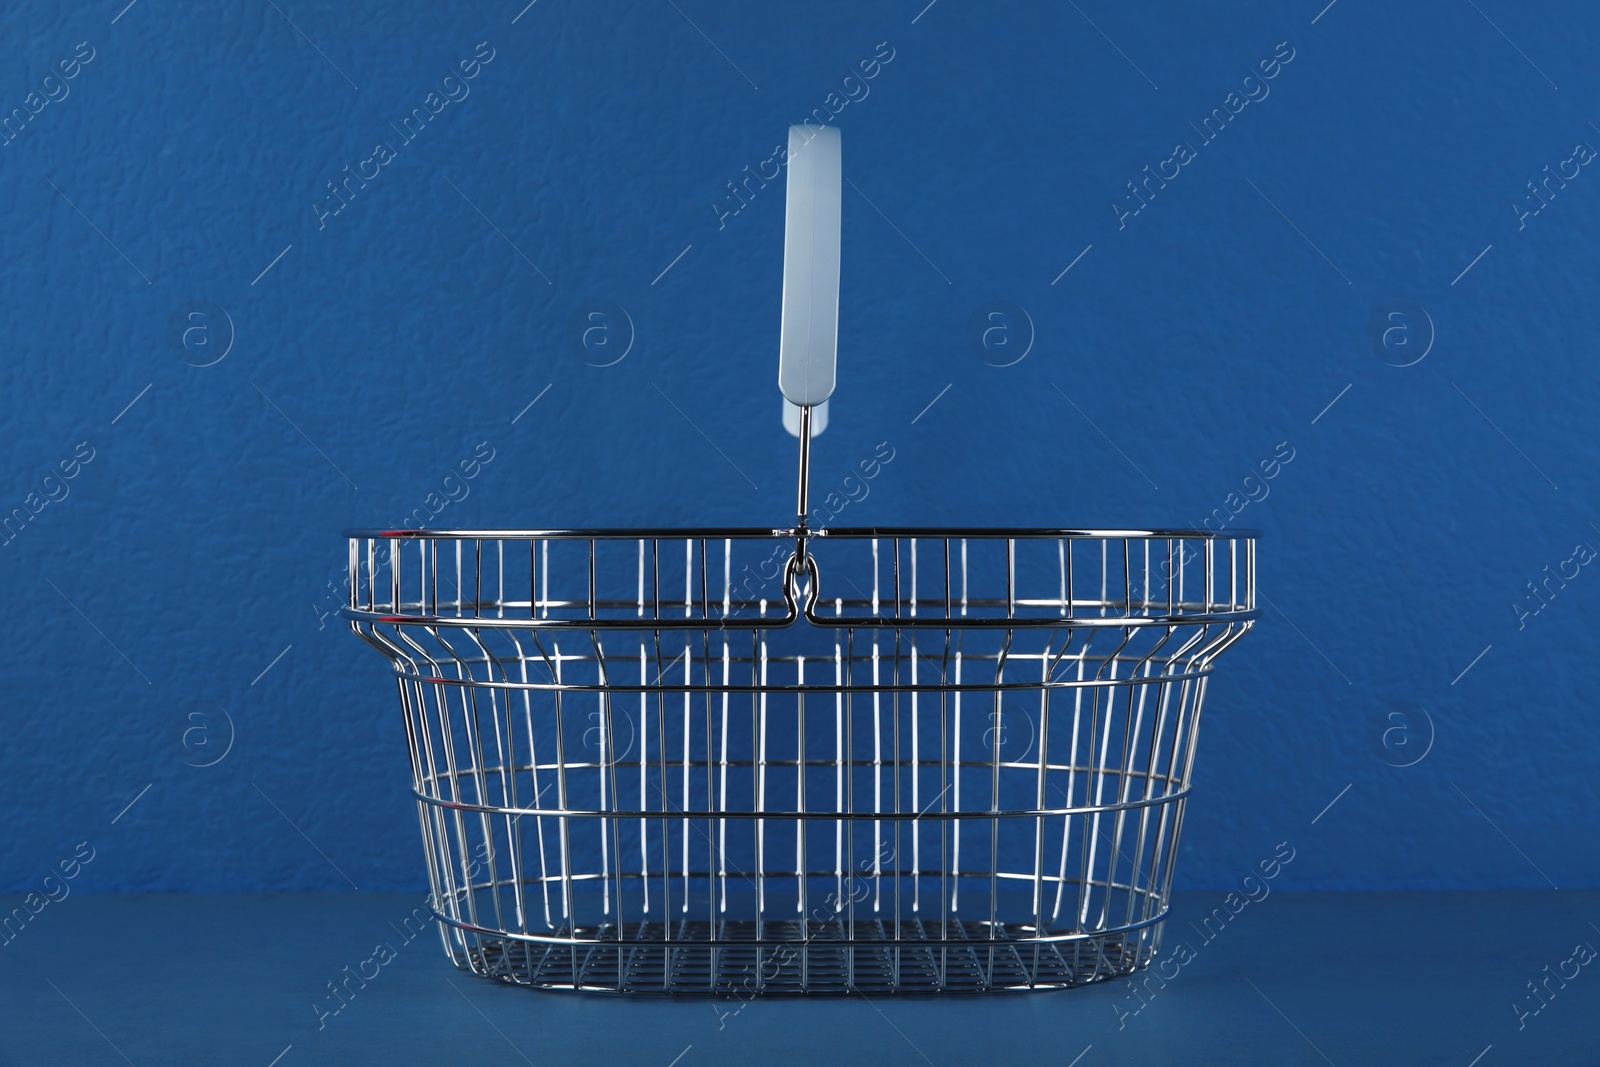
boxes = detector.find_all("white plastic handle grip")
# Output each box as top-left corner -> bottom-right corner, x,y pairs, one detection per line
778,124 -> 841,410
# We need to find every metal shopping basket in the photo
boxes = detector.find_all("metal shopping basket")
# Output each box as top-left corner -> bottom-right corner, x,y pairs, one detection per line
342,127 -> 1258,995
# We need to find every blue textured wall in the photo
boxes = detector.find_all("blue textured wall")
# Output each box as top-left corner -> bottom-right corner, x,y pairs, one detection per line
4,0 -> 1597,895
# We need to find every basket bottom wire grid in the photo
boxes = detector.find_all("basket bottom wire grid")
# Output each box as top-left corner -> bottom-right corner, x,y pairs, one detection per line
462,919 -> 1149,995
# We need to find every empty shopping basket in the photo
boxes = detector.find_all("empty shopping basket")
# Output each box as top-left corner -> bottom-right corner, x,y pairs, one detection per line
342,126 -> 1258,995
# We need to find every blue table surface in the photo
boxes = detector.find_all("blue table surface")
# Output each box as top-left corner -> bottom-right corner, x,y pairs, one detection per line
2,890 -> 1596,1066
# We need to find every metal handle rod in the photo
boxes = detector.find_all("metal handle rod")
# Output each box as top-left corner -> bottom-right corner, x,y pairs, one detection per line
795,403 -> 813,540
791,404 -> 816,611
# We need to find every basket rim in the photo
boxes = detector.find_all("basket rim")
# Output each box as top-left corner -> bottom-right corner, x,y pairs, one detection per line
342,525 -> 1261,540
339,605 -> 1260,629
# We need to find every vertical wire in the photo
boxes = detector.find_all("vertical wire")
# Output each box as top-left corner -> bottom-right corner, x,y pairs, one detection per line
796,655 -> 807,912
489,636 -> 528,936
960,540 -> 968,616
871,539 -> 883,913
1230,537 -> 1237,612
652,540 -> 673,953
952,650 -> 963,911
638,644 -> 649,915
910,624 -> 921,913
748,619 -> 761,984
548,638 -> 576,979
593,633 -> 626,975
1007,538 -> 1016,619
1061,641 -> 1090,924
718,639 -> 731,912
892,538 -> 903,984
834,605 -> 845,923
1137,661 -> 1177,934
797,655 -> 809,990
1108,541 -> 1139,932
458,654 -> 506,938
757,601 -> 769,926
632,542 -> 647,919
1085,674 -> 1117,932
988,649 -> 1003,988
756,599 -> 769,990
681,544 -> 692,912
871,623 -> 883,914
699,541 -> 714,985
714,540 -> 732,987
717,543 -> 732,915
891,620 -> 903,989
938,630 -> 951,988
424,632 -> 479,950
1205,538 -> 1215,616
1058,539 -> 1067,617
910,539 -> 918,618
844,623 -> 857,988
396,678 -> 443,938
872,538 -> 881,616
1031,639 -> 1051,984
515,635 -> 553,928
592,635 -> 612,917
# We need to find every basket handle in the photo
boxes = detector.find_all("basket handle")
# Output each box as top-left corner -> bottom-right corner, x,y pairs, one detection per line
780,124 -> 840,576
778,125 -> 841,416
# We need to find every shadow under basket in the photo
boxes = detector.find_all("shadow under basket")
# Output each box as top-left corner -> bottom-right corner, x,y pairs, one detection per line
344,527 -> 1257,995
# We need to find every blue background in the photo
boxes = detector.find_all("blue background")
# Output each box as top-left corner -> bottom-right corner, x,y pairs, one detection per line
3,0 -> 1596,896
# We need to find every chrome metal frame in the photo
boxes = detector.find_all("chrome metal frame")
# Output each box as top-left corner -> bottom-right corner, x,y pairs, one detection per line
344,521 -> 1255,995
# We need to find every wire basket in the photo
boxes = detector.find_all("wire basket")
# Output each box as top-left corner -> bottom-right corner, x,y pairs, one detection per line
344,527 -> 1255,994
341,126 -> 1257,994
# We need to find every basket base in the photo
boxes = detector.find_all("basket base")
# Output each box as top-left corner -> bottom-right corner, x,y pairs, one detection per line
446,918 -> 1153,995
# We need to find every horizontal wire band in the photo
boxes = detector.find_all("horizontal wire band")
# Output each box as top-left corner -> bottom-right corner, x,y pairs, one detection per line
411,788 -> 1190,820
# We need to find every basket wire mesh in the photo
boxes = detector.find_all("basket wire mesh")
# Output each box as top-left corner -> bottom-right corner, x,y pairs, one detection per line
344,525 -> 1256,994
